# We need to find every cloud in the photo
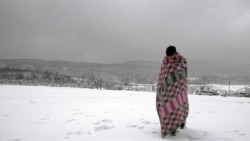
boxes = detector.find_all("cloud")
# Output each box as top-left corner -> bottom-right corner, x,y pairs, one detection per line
0,0 -> 250,64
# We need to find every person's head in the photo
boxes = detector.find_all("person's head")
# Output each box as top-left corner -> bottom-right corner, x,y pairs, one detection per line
166,45 -> 176,58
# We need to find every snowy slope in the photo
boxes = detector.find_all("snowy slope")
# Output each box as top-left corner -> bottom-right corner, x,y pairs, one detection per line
0,85 -> 250,141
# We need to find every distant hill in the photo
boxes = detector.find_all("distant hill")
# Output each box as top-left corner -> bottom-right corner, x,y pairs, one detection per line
188,59 -> 250,84
0,59 -> 161,84
0,59 -> 250,84
188,59 -> 250,76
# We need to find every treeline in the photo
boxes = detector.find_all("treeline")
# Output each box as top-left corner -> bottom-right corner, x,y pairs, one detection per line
0,66 -> 122,90
188,75 -> 250,85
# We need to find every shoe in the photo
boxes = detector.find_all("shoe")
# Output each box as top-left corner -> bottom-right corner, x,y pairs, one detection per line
170,130 -> 177,136
180,122 -> 185,129
170,129 -> 179,136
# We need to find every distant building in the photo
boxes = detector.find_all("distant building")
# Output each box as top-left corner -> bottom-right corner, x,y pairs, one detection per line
234,86 -> 250,97
188,85 -> 200,94
188,85 -> 218,96
246,87 -> 250,94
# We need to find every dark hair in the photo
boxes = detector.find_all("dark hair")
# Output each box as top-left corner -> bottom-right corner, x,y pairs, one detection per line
166,46 -> 176,56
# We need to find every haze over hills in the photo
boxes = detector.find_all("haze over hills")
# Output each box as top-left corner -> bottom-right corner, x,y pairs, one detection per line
0,59 -> 250,84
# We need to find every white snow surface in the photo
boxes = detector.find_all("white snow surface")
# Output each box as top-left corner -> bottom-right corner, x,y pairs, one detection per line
1,85 -> 250,141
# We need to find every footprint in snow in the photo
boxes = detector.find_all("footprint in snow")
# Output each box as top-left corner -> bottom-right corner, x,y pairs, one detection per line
28,100 -> 36,104
85,115 -> 94,117
93,119 -> 113,125
238,133 -> 246,136
10,139 -> 21,141
138,126 -> 144,130
216,137 -> 234,141
227,130 -> 246,136
95,125 -> 115,131
141,121 -> 151,124
126,125 -> 137,128
93,119 -> 115,131
67,119 -> 76,122
2,114 -> 13,117
32,122 -> 44,125
63,136 -> 70,140
73,112 -> 84,116
40,117 -> 50,120
200,131 -> 208,136
66,130 -> 84,136
65,131 -> 91,138
2,114 -> 9,117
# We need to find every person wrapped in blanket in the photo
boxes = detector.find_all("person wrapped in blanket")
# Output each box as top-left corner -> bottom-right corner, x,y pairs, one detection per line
156,46 -> 189,138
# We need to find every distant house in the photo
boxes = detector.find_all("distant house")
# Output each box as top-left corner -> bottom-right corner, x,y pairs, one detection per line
246,87 -> 250,94
188,85 -> 218,95
125,83 -> 156,92
234,86 -> 250,97
199,85 -> 213,92
188,85 -> 200,94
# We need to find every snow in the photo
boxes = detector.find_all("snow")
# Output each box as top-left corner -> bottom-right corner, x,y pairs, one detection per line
0,85 -> 250,141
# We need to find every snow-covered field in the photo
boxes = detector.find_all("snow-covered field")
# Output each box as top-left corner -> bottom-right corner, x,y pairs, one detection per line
1,85 -> 250,141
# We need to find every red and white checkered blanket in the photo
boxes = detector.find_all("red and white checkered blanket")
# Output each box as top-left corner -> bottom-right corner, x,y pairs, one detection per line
156,52 -> 189,138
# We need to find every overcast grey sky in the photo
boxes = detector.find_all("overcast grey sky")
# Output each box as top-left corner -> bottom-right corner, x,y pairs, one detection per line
0,0 -> 250,64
